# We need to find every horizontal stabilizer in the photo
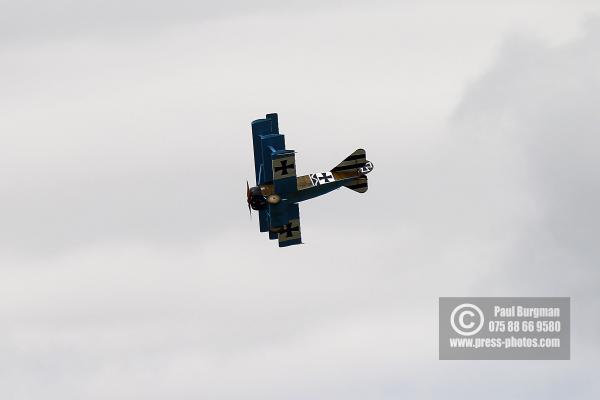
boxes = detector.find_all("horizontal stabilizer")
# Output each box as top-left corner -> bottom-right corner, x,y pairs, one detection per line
344,175 -> 368,193
332,149 -> 373,177
332,149 -> 366,173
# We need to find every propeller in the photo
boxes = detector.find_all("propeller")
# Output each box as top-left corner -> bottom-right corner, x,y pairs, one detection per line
246,181 -> 252,216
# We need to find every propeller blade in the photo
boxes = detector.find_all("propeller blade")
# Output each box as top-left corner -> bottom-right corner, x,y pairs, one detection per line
246,181 -> 252,216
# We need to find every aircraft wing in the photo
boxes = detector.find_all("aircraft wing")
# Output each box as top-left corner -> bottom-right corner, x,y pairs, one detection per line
268,202 -> 302,247
272,150 -> 297,195
251,113 -> 286,185
250,113 -> 301,246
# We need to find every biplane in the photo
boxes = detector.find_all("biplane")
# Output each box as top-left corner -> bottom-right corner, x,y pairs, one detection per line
247,113 -> 374,247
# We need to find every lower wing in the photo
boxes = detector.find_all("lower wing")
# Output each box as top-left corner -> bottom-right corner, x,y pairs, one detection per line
269,202 -> 302,247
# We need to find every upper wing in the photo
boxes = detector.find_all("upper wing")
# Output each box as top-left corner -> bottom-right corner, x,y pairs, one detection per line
251,113 -> 285,185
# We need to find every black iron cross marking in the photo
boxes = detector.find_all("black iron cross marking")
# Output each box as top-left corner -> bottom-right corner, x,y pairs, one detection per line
274,159 -> 295,176
359,161 -> 373,173
284,223 -> 299,238
319,173 -> 332,183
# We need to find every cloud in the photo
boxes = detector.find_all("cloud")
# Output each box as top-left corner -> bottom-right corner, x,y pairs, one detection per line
1,2 -> 600,399
453,17 -> 600,334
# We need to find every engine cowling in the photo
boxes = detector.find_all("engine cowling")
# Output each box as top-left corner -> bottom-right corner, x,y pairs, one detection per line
248,186 -> 267,210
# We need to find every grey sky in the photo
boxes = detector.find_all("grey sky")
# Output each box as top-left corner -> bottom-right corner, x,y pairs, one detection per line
1,1 -> 599,399
0,0 -> 387,44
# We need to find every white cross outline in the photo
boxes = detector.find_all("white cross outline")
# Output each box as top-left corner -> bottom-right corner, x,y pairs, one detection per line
359,161 -> 373,174
310,172 -> 335,186
317,172 -> 334,184
309,174 -> 320,186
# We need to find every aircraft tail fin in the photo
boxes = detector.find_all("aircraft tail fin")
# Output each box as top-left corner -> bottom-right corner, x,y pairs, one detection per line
332,149 -> 374,176
344,175 -> 368,193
